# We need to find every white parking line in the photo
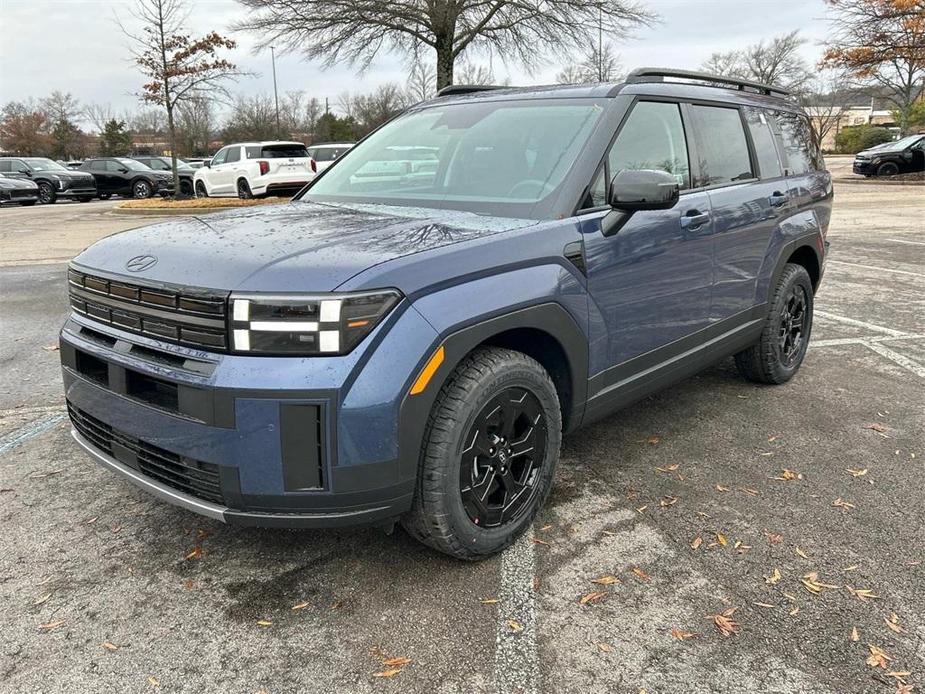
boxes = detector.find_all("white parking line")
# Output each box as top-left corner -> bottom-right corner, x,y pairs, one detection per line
826,260 -> 924,279
814,310 -> 909,337
812,334 -> 925,348
886,239 -> 925,247
495,528 -> 539,694
862,342 -> 925,379
0,414 -> 65,455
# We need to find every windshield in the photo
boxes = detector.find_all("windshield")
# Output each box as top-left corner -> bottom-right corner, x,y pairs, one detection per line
24,158 -> 67,171
873,135 -> 924,153
118,158 -> 152,171
303,99 -> 604,217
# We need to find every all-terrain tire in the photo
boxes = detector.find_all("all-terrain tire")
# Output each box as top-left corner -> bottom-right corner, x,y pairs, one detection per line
735,263 -> 814,384
401,347 -> 561,560
876,162 -> 899,177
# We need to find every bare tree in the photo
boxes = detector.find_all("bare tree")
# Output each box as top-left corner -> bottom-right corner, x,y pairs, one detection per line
304,97 -> 323,140
222,94 -> 278,142
557,43 -> 622,84
175,97 -> 214,155
119,0 -> 246,195
800,70 -> 855,148
233,0 -> 655,90
406,58 -> 437,102
821,0 -> 925,134
85,103 -> 116,133
40,91 -> 82,124
456,59 -> 501,86
701,30 -> 811,92
129,107 -> 167,135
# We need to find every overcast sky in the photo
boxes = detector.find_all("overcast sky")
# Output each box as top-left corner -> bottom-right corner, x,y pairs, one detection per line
0,0 -> 833,129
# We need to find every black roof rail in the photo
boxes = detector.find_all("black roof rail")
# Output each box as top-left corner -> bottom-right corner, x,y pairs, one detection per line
436,84 -> 509,97
626,67 -> 791,97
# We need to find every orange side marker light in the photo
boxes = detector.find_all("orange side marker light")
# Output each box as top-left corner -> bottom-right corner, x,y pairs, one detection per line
410,346 -> 445,395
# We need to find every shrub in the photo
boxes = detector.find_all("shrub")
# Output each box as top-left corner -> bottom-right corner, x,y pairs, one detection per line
834,125 -> 893,154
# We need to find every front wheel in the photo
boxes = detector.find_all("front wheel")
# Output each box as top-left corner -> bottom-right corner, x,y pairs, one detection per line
402,347 -> 561,560
735,263 -> 814,384
132,179 -> 152,199
37,182 -> 56,204
876,162 -> 899,177
195,180 -> 208,198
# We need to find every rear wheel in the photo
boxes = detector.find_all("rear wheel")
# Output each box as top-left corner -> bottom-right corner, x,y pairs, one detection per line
37,182 -> 56,204
735,263 -> 813,384
402,347 -> 561,560
237,178 -> 253,199
132,179 -> 152,199
876,162 -> 899,177
195,180 -> 208,198
179,179 -> 194,197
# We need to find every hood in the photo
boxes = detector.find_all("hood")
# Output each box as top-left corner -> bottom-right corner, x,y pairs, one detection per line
0,177 -> 38,189
72,201 -> 536,292
59,170 -> 96,181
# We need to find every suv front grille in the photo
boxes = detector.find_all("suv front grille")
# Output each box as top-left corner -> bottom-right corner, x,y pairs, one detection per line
68,402 -> 225,505
68,270 -> 229,350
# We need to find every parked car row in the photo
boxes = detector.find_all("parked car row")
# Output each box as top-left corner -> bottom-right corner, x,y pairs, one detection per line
853,133 -> 925,177
0,172 -> 39,206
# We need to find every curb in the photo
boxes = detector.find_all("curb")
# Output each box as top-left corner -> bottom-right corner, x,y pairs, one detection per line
832,176 -> 925,187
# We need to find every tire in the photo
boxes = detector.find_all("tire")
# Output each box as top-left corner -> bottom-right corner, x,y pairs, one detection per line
19,201 -> 37,207
195,180 -> 208,198
179,179 -> 194,197
237,178 -> 253,199
37,181 -> 56,204
875,162 -> 899,177
132,179 -> 152,199
735,263 -> 814,384
401,347 -> 562,560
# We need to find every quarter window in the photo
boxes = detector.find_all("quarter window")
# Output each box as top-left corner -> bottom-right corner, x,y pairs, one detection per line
689,105 -> 753,187
225,147 -> 241,163
608,101 -> 690,190
776,112 -> 822,174
745,108 -> 783,179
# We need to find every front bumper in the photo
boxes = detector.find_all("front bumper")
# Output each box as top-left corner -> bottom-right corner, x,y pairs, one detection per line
0,188 -> 39,204
60,302 -> 438,528
852,160 -> 876,174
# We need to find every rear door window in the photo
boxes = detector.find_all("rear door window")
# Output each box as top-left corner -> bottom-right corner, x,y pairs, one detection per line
608,101 -> 691,189
689,105 -> 754,187
225,147 -> 241,163
744,108 -> 783,179
775,112 -> 822,174
0,161 -> 10,172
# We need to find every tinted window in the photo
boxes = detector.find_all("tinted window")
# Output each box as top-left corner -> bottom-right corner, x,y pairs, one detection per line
745,108 -> 783,179
312,146 -> 350,162
0,161 -> 10,172
608,101 -> 690,189
88,160 -> 105,171
261,144 -> 309,158
225,147 -> 241,163
689,105 -> 753,186
106,160 -> 125,172
776,112 -> 821,174
245,146 -> 261,159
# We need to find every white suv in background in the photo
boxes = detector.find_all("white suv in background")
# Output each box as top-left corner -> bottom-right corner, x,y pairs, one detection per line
306,142 -> 354,172
193,141 -> 316,199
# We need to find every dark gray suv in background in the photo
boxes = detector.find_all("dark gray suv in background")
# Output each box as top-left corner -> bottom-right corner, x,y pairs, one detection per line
0,157 -> 97,204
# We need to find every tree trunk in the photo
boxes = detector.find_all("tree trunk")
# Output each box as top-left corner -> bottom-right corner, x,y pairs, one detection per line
435,39 -> 454,91
166,105 -> 180,198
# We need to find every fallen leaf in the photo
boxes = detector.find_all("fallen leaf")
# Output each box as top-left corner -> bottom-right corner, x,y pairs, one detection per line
531,538 -> 550,546
753,602 -> 776,608
846,586 -> 879,602
539,524 -> 552,531
765,530 -> 784,544
850,627 -> 860,642
789,606 -> 800,616
864,423 -> 889,433
382,657 -> 412,667
597,642 -> 613,653
185,546 -> 202,561
591,575 -> 621,585
291,601 -> 310,611
846,468 -> 868,478
102,642 -> 119,651
691,536 -> 703,550
715,484 -> 730,492
580,591 -> 607,605
480,598 -> 500,605
833,498 -> 856,511
888,672 -> 912,683
85,516 -> 99,524
256,620 -> 273,627
766,568 -> 782,585
768,434 -> 778,442
660,495 -> 679,508
775,469 -> 803,481
43,344 -> 60,351
716,533 -> 728,547
646,436 -> 660,445
671,628 -> 698,640
631,567 -> 650,582
33,592 -> 52,606
884,613 -> 903,634
373,668 -> 403,678
795,546 -> 810,559
801,572 -> 839,594
866,644 -> 892,669
739,487 -> 759,496
39,620 -> 64,631
148,677 -> 160,688
655,463 -> 679,473
783,591 -> 797,602
508,620 -> 523,633
710,612 -> 740,637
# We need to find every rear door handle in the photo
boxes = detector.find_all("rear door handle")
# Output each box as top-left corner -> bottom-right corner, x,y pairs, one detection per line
769,191 -> 789,207
680,210 -> 710,230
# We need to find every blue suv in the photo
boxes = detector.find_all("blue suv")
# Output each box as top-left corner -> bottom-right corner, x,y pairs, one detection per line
60,69 -> 831,559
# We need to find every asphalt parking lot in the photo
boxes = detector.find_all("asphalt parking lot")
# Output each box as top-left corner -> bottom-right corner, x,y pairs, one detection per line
1,169 -> 922,694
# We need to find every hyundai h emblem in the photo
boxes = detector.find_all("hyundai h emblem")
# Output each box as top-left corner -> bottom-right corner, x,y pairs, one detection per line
126,255 -> 158,272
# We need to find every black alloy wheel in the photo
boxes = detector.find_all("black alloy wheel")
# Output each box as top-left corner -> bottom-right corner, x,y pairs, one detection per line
195,180 -> 208,198
133,179 -> 152,199
237,178 -> 253,199
459,387 -> 547,528
778,284 -> 808,368
37,181 -> 56,204
876,162 -> 899,176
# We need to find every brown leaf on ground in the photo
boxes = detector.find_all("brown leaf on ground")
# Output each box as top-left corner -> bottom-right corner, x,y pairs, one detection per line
655,463 -> 679,473
531,538 -> 550,546
795,546 -> 810,559
753,602 -> 776,608
580,591 -> 608,605
382,657 -> 412,667
660,495 -> 679,508
373,668 -> 403,678
597,642 -> 613,653
256,620 -> 273,627
691,536 -> 703,550
39,620 -> 65,631
850,627 -> 860,642
789,606 -> 800,616
863,423 -> 889,433
739,487 -> 759,496
670,628 -> 698,640
507,620 -> 523,632
884,613 -> 903,634
710,611 -> 740,636
847,586 -> 879,602
866,644 -> 892,669
801,572 -> 839,594
102,642 -> 119,651
716,533 -> 728,547
715,484 -> 730,492
894,685 -> 914,694
774,469 -> 803,481
148,677 -> 160,688
480,598 -> 500,605
646,436 -> 660,445
766,568 -> 782,585
765,530 -> 784,544
185,546 -> 202,561
33,593 -> 52,606
43,344 -> 60,351
591,575 -> 621,585
846,468 -> 868,477
631,567 -> 651,582
291,601 -> 310,611
833,498 -> 856,511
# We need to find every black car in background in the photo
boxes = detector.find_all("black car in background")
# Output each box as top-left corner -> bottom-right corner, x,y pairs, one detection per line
131,156 -> 195,196
0,173 -> 39,206
853,134 -> 925,176
79,157 -> 174,199
0,157 -> 97,204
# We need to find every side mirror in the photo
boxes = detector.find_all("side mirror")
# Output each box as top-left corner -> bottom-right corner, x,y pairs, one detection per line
18,168 -> 31,176
119,167 -> 129,173
608,169 -> 680,212
204,159 -> 212,168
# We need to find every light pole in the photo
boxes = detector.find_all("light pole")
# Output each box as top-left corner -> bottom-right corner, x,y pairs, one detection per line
271,45 -> 281,139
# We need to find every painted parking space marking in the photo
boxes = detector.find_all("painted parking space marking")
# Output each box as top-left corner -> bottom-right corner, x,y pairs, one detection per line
826,260 -> 924,279
886,239 -> 925,247
495,528 -> 539,694
862,341 -> 925,379
814,310 -> 910,338
812,334 -> 925,348
0,414 -> 65,455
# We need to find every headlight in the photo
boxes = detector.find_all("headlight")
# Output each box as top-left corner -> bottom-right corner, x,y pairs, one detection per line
229,290 -> 402,355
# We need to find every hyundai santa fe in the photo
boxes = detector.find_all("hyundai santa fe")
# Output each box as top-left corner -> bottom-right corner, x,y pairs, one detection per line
60,68 -> 831,559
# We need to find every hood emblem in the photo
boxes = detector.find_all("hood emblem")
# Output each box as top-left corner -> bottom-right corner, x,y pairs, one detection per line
126,255 -> 158,272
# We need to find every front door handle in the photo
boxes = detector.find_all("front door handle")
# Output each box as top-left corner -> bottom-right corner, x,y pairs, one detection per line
680,210 -> 710,230
769,190 -> 789,207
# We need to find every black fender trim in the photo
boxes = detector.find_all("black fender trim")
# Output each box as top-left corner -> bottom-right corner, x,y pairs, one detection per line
772,233 -> 825,292
396,302 -> 589,481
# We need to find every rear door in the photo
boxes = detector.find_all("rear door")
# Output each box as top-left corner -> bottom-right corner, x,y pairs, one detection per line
258,143 -> 313,177
583,100 -> 714,374
688,103 -> 786,321
206,147 -> 231,194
